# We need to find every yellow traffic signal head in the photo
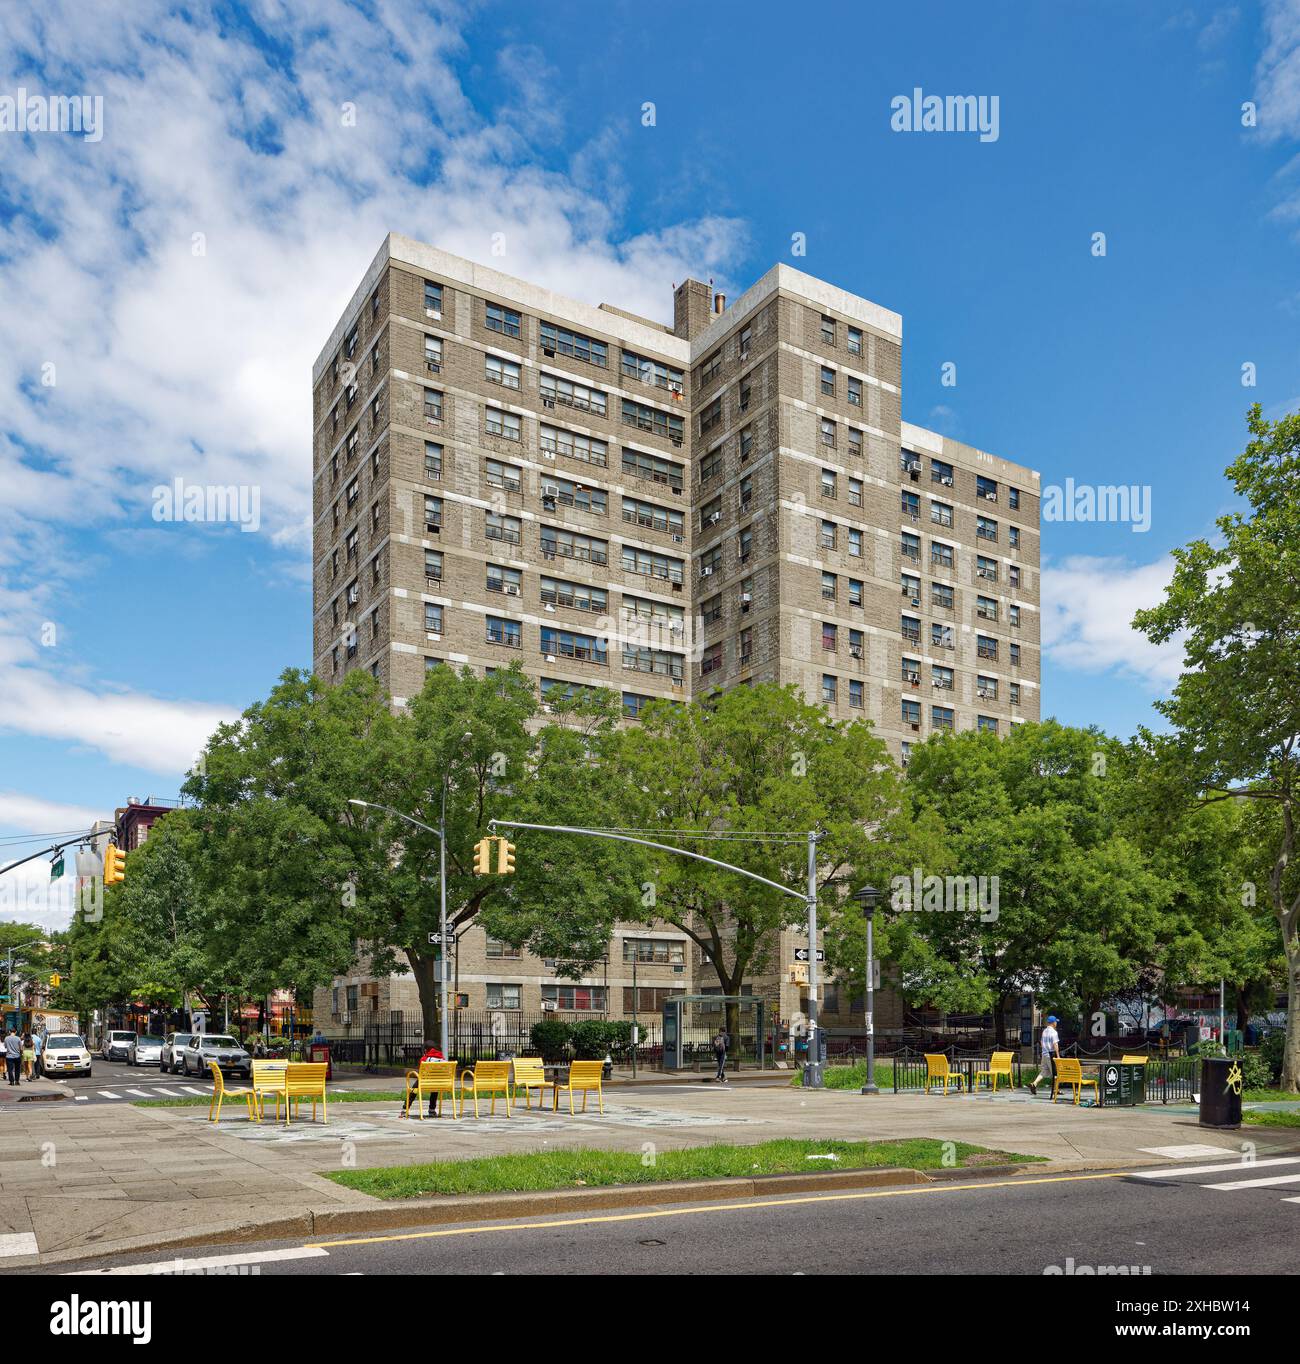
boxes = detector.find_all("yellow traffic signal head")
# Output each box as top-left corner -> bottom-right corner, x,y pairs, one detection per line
473,838 -> 494,875
49,973 -> 60,989
103,843 -> 126,885
497,838 -> 516,874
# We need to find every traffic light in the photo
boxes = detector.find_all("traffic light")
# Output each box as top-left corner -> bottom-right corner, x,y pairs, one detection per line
473,838 -> 494,874
103,843 -> 126,885
497,837 -> 516,874
49,973 -> 60,989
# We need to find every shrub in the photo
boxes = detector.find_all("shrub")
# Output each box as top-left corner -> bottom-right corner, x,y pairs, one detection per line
570,1019 -> 632,1059
1260,1031 -> 1285,1085
529,1019 -> 571,1061
1238,1051 -> 1273,1091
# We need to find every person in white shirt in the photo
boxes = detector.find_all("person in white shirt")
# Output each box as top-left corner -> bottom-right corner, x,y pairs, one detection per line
1028,1015 -> 1060,1096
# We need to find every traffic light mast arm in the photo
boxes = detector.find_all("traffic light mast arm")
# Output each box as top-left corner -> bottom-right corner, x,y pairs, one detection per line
0,828 -> 118,878
486,819 -> 808,902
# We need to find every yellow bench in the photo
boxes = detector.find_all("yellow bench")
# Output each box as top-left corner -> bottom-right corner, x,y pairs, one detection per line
281,1062 -> 328,1124
974,1050 -> 1014,1093
512,1057 -> 548,1111
207,1062 -> 257,1123
460,1060 -> 513,1117
1051,1057 -> 1099,1106
924,1053 -> 965,1095
403,1060 -> 458,1119
1121,1054 -> 1149,1065
251,1059 -> 288,1122
553,1059 -> 605,1114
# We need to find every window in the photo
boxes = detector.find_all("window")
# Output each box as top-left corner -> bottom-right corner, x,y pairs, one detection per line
620,544 -> 679,581
485,302 -> 521,338
930,500 -> 953,527
900,740 -> 912,766
820,366 -> 836,396
932,582 -> 954,609
1009,525 -> 1021,550
931,542 -> 954,569
821,468 -> 837,498
848,477 -> 863,507
702,593 -> 723,625
976,475 -> 999,503
345,325 -> 358,358
540,371 -> 606,416
543,475 -> 606,516
901,531 -> 920,561
738,626 -> 753,665
487,563 -> 522,595
542,576 -> 605,612
541,424 -> 608,467
977,675 -> 998,701
976,595 -> 998,622
540,321 -> 606,367
847,527 -> 862,557
699,396 -> 724,437
1009,565 -> 1021,588
901,450 -> 922,476
848,426 -> 863,459
485,511 -> 521,545
424,442 -> 442,481
848,578 -> 864,607
901,656 -> 921,684
1009,487 -> 1020,510
822,572 -> 837,601
978,715 -> 999,734
902,699 -> 921,726
424,496 -> 442,533
849,679 -> 863,708
738,324 -> 753,358
739,474 -> 753,508
622,398 -> 684,443
820,520 -> 837,551
486,458 -> 523,493
424,335 -> 442,372
847,326 -> 862,356
372,553 -> 381,585
1010,604 -> 1021,627
622,447 -> 683,491
931,459 -> 953,486
1010,682 -> 1022,705
485,407 -> 521,441
738,527 -> 753,561
701,642 -> 723,675
932,705 -> 954,731
423,280 -> 443,315
541,985 -> 606,1011
977,516 -> 998,542
345,477 -> 359,509
901,614 -> 921,643
700,495 -> 723,530
932,664 -> 954,690
485,938 -> 521,959
739,424 -> 755,461
346,428 -> 359,461
932,623 -> 955,649
822,674 -> 838,703
622,497 -> 682,535
486,983 -> 521,1010
977,634 -> 998,660
820,314 -> 836,345
621,350 -> 684,394
698,350 -> 722,385
847,376 -> 862,407
485,354 -> 521,389
699,449 -> 723,485
902,490 -> 920,520
1010,642 -> 1021,666
976,555 -> 998,582
820,418 -> 837,448
622,938 -> 686,964
623,691 -> 652,719
544,525 -> 608,565
424,602 -> 443,633
622,645 -> 684,679
699,544 -> 723,577
424,549 -> 443,581
424,388 -> 442,422
487,616 -> 522,648
541,626 -> 606,665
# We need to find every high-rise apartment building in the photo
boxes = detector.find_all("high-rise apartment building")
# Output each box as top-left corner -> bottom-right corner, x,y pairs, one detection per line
310,233 -> 1040,1033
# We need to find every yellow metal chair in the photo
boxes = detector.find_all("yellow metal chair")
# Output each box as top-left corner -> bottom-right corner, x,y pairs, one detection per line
553,1059 -> 605,1114
251,1059 -> 288,1123
512,1057 -> 549,1111
403,1060 -> 459,1119
281,1062 -> 328,1125
1051,1057 -> 1099,1105
974,1050 -> 1014,1093
207,1062 -> 258,1123
923,1053 -> 965,1095
460,1060 -> 513,1117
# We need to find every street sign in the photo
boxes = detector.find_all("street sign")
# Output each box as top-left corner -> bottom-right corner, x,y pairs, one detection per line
427,931 -> 451,944
50,854 -> 64,880
793,948 -> 824,962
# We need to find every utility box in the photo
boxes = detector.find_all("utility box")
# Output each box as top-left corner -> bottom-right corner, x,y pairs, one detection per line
1100,1062 -> 1146,1107
1199,1056 -> 1243,1129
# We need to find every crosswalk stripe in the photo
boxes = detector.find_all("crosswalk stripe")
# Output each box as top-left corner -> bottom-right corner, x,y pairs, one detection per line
1203,1172 -> 1300,1191
180,1085 -> 206,1095
74,1095 -> 88,1101
97,1091 -> 120,1100
124,1088 -> 153,1098
150,1088 -> 175,1096
1131,1155 -> 1300,1180
68,1247 -> 330,1275
1283,1197 -> 1300,1205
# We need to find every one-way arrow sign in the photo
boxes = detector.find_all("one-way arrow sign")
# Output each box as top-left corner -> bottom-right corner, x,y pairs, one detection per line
793,948 -> 824,962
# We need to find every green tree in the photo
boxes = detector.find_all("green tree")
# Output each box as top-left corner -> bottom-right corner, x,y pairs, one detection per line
1133,405 -> 1300,1090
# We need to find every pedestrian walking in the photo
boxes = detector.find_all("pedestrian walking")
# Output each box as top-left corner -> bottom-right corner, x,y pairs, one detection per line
20,1032 -> 35,1081
32,1030 -> 43,1078
4,1028 -> 22,1085
712,1026 -> 730,1083
1028,1014 -> 1061,1096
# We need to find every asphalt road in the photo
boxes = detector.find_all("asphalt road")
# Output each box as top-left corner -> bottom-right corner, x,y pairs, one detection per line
31,1061 -> 221,1105
41,1154 -> 1300,1277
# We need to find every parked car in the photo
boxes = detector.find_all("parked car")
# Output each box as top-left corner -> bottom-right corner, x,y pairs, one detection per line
42,1033 -> 93,1078
182,1034 -> 252,1080
127,1034 -> 164,1066
101,1030 -> 136,1061
159,1032 -> 193,1073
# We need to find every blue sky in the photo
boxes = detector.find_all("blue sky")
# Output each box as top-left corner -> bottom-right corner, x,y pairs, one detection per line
2,0 -> 1299,924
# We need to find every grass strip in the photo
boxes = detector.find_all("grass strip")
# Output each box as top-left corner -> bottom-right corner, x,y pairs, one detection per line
324,1137 -> 1042,1199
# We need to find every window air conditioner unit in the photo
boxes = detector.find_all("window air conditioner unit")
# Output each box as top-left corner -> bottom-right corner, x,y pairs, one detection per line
701,566 -> 713,576
941,476 -> 953,486
850,645 -> 862,659
672,533 -> 684,543
541,1000 -> 557,1012
545,654 -> 556,663
740,592 -> 752,603
504,584 -> 520,596
708,512 -> 721,524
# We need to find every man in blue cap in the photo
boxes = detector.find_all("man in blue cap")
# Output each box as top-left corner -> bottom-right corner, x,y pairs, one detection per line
1028,1014 -> 1060,1096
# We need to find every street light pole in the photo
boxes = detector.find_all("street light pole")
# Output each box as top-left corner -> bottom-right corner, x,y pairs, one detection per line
804,831 -> 823,1089
853,885 -> 882,1095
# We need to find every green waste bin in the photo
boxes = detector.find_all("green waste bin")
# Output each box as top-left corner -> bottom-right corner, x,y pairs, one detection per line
1100,1062 -> 1146,1107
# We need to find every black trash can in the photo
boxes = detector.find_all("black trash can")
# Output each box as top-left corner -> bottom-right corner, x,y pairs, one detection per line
1198,1056 -> 1243,1129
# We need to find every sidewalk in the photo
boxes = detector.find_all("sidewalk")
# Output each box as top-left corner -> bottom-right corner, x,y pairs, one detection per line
2,1082 -> 1293,1268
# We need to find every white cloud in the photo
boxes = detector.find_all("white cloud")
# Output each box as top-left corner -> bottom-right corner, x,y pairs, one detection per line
0,792 -> 106,833
1256,0 -> 1300,139
1041,555 -> 1186,691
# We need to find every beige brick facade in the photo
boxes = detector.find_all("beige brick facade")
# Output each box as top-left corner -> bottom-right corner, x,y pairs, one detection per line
310,236 -> 1041,1035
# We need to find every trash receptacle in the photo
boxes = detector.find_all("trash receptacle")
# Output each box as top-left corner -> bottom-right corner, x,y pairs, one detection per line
1100,1062 -> 1146,1107
309,1043 -> 332,1081
1198,1055 -> 1242,1129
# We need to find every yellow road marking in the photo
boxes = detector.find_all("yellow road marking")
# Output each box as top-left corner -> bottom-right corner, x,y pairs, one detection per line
305,1169 -> 1134,1250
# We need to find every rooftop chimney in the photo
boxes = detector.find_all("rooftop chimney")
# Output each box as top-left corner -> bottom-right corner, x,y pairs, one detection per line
713,292 -> 726,314
673,279 -> 713,341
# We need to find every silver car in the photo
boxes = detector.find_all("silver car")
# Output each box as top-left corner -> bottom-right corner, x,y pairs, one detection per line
182,1034 -> 251,1080
159,1032 -> 193,1073
127,1034 -> 164,1066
